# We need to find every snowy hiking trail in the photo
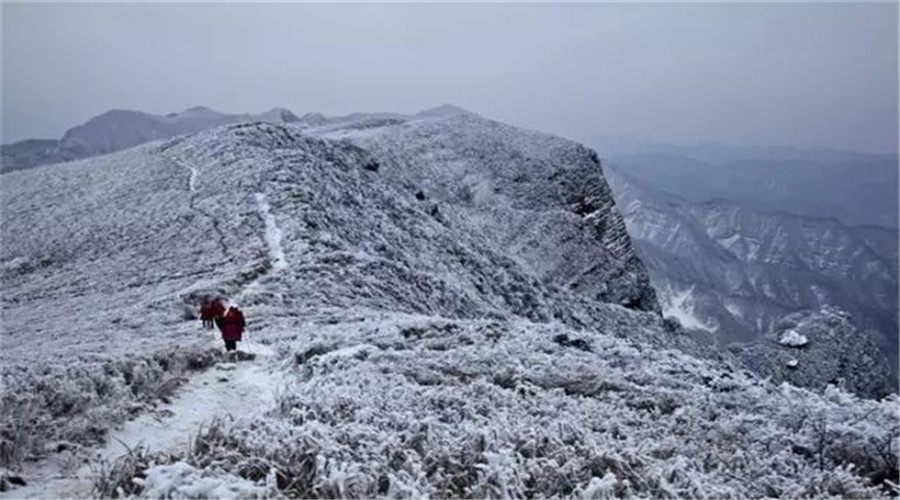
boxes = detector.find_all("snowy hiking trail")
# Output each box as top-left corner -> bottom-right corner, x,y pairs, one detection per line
168,152 -> 289,302
178,155 -> 199,194
2,340 -> 287,500
168,153 -> 228,255
234,192 -> 289,305
1,155 -> 295,499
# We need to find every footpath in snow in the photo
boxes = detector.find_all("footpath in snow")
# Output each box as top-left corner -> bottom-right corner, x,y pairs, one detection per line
2,339 -> 285,500
235,192 -> 288,304
255,193 -> 287,272
170,154 -> 199,194
1,164 -> 294,499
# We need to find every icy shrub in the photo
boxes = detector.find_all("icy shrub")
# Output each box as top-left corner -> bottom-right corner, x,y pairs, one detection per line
91,443 -> 178,499
294,341 -> 338,365
158,317 -> 897,498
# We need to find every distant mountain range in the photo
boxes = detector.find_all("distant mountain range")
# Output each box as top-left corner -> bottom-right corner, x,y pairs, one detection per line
603,151 -> 898,229
604,159 -> 898,383
1,106 -> 302,172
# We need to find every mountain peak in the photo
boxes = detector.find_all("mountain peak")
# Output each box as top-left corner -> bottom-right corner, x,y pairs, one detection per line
260,107 -> 300,123
415,104 -> 476,118
183,105 -> 217,114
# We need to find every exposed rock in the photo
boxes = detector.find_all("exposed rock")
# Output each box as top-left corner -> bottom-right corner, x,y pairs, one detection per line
739,307 -> 893,398
779,330 -> 808,347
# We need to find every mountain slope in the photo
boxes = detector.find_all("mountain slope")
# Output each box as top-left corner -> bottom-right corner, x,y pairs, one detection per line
0,109 -> 896,497
604,164 -> 898,382
1,109 -> 666,461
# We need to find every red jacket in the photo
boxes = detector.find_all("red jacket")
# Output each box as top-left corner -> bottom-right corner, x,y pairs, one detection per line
221,307 -> 245,341
200,304 -> 213,320
210,301 -> 226,318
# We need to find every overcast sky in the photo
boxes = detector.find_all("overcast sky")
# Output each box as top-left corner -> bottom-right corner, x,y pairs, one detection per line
3,2 -> 897,153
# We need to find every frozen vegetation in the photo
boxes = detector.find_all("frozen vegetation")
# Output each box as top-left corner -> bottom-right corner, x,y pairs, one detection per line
0,106 -> 896,497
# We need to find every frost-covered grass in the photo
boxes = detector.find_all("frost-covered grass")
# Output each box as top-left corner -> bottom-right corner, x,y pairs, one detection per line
117,312 -> 898,499
2,109 -> 896,498
0,344 -> 221,468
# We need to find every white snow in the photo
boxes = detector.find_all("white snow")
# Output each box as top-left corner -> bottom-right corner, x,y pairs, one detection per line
1,107 -> 895,499
106,343 -> 281,458
141,461 -> 270,499
0,340 -> 285,499
787,358 -> 799,368
171,155 -> 198,193
254,193 -> 287,271
779,329 -> 809,347
661,285 -> 717,332
723,300 -> 744,320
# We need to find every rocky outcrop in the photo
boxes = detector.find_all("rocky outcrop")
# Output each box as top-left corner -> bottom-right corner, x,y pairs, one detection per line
737,307 -> 894,398
322,110 -> 660,315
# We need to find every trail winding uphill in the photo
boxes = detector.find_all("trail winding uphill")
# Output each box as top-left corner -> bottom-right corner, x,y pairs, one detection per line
1,341 -> 285,499
1,149 -> 296,499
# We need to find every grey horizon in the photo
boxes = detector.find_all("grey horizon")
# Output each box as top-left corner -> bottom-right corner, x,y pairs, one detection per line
3,2 -> 898,154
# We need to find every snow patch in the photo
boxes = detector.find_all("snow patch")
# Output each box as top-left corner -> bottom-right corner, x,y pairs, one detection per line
723,301 -> 744,320
662,286 -> 716,333
0,342 -> 284,499
141,461 -> 271,499
104,344 -> 281,458
254,193 -> 287,272
779,329 -> 809,347
171,155 -> 198,193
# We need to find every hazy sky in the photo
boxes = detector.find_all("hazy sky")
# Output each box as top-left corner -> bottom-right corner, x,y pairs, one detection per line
3,2 -> 898,153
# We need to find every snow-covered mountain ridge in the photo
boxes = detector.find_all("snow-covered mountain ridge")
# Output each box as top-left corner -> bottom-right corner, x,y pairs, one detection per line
1,106 -> 301,173
0,107 -> 896,497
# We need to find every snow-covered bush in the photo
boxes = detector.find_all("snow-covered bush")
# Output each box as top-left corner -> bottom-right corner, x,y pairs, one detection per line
140,461 -> 272,500
90,443 -> 179,499
130,314 -> 897,499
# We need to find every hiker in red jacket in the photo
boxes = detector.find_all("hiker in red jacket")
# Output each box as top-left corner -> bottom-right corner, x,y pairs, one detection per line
201,297 -> 226,329
200,301 -> 213,329
220,305 -> 246,352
